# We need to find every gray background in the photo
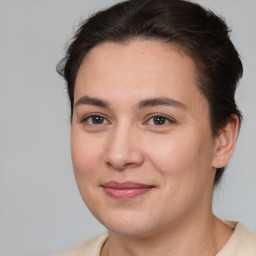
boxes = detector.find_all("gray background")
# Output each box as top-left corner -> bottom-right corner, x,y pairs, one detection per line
0,0 -> 255,255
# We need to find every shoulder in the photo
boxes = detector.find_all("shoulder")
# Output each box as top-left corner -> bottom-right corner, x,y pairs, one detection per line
217,222 -> 256,256
53,233 -> 108,256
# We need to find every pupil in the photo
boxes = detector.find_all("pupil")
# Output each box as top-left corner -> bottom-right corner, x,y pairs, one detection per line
92,116 -> 103,124
153,117 -> 165,125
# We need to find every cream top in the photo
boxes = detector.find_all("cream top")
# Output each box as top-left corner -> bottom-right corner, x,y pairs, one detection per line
54,222 -> 256,256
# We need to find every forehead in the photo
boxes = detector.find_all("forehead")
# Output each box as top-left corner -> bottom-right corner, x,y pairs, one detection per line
74,39 -> 207,113
78,40 -> 197,80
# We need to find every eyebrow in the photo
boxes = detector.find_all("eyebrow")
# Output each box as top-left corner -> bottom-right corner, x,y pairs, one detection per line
74,95 -> 187,110
138,97 -> 187,110
75,96 -> 111,108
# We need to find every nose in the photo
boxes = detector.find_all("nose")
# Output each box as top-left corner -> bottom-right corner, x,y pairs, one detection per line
104,124 -> 144,170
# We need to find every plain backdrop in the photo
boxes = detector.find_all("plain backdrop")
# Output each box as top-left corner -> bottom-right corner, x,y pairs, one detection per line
0,0 -> 255,255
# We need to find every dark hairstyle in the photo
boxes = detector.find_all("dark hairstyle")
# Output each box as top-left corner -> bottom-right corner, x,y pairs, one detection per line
57,0 -> 243,184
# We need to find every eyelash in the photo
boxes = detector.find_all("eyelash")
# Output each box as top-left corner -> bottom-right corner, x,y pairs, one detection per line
80,113 -> 176,127
144,114 -> 176,126
80,113 -> 110,126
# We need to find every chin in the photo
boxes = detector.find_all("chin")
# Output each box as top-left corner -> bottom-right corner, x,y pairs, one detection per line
94,209 -> 163,238
106,222 -> 154,238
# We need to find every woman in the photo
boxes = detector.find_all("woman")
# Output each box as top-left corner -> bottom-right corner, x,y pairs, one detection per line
55,0 -> 256,255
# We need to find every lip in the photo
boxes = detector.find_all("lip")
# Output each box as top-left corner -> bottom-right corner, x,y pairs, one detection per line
101,181 -> 155,199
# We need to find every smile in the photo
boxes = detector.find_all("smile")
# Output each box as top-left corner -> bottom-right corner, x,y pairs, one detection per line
101,181 -> 155,200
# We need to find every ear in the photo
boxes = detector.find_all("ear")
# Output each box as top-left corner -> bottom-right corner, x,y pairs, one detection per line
212,115 -> 240,169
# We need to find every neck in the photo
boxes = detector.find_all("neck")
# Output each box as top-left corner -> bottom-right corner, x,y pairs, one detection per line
102,213 -> 233,256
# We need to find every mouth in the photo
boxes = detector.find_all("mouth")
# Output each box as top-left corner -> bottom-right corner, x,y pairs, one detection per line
101,181 -> 155,200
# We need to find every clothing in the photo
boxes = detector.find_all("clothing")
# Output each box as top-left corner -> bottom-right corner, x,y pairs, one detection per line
54,222 -> 256,256
216,221 -> 256,256
53,233 -> 108,256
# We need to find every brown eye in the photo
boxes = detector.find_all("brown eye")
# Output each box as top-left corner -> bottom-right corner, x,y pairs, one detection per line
146,115 -> 175,126
83,115 -> 107,125
152,116 -> 167,125
91,116 -> 104,124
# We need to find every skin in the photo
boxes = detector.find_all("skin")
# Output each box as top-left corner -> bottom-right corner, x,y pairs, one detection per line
71,40 -> 239,256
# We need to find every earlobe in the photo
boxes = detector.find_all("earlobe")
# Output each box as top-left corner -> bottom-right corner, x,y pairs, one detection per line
212,115 -> 240,169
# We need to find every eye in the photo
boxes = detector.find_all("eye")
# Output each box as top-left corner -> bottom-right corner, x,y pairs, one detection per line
146,115 -> 175,126
81,115 -> 108,125
151,116 -> 167,125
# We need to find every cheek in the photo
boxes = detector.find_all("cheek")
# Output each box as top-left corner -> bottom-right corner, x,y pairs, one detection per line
145,136 -> 196,173
145,132 -> 214,187
145,134 -> 215,215
71,128 -> 104,183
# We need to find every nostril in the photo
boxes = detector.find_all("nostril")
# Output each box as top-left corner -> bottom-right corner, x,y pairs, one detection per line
105,155 -> 143,170
105,159 -> 131,170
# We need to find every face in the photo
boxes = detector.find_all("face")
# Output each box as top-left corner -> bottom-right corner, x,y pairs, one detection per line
71,40 -> 218,237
